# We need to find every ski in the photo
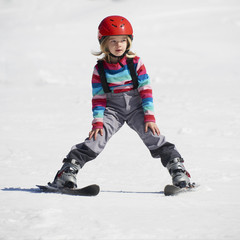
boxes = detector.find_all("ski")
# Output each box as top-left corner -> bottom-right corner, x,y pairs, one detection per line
164,183 -> 197,196
37,184 -> 100,196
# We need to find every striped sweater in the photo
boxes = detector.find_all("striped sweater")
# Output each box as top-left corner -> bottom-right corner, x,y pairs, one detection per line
91,56 -> 155,129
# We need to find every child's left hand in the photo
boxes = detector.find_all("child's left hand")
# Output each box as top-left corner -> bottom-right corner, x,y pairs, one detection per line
145,122 -> 160,136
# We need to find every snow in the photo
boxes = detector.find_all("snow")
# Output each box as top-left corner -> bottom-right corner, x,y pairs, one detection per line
0,0 -> 240,239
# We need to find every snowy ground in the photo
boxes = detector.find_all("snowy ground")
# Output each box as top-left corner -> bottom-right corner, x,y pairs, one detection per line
1,0 -> 240,239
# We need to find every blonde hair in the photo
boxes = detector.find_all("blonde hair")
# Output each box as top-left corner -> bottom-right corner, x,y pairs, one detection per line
92,36 -> 136,62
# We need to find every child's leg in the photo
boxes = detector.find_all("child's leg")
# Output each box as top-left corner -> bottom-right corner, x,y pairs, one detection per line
68,108 -> 125,167
126,109 -> 180,166
127,107 -> 191,187
50,107 -> 125,188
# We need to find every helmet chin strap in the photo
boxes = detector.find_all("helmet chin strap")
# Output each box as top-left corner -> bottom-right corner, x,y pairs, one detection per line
109,50 -> 129,66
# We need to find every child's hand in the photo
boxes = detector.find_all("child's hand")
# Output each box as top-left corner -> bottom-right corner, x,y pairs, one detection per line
145,122 -> 160,136
89,128 -> 103,140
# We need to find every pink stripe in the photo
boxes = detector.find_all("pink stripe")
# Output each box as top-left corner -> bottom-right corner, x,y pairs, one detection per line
136,58 -> 144,72
113,85 -> 133,91
109,80 -> 132,86
144,110 -> 154,115
92,94 -> 106,100
92,118 -> 103,124
138,85 -> 152,92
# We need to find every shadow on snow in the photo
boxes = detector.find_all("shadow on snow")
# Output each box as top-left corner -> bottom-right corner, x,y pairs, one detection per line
1,187 -> 41,193
1,187 -> 164,195
101,190 -> 164,195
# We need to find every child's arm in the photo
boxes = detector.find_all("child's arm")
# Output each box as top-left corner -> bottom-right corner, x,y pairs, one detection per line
91,66 -> 107,130
136,58 -> 156,123
135,58 -> 161,135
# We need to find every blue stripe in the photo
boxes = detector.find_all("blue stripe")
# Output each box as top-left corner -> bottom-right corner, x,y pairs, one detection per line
93,107 -> 105,118
92,83 -> 102,88
105,64 -> 129,74
138,73 -> 149,81
92,87 -> 104,96
142,97 -> 153,104
106,69 -> 131,83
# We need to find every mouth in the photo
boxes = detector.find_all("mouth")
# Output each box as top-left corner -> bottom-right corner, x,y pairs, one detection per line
115,49 -> 123,55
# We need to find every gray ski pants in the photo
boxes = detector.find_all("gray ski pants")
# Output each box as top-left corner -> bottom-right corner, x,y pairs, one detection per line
67,89 -> 181,168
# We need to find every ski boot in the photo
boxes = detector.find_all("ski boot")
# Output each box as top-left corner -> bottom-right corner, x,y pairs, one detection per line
49,158 -> 80,189
166,157 -> 191,188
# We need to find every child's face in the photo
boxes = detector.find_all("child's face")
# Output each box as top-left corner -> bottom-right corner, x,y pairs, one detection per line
107,35 -> 128,57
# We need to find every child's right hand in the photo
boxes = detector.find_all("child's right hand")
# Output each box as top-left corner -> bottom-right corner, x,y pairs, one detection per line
89,128 -> 103,141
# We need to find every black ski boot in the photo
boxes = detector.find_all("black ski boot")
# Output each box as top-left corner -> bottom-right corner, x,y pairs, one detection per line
49,158 -> 80,189
166,157 -> 191,188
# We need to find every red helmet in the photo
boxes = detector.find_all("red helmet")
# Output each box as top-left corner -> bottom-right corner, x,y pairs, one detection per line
98,15 -> 133,43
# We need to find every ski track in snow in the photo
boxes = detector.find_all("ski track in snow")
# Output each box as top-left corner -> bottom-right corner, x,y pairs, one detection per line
0,0 -> 240,239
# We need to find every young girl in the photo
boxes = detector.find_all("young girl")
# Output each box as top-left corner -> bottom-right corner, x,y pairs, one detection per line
49,15 -> 191,189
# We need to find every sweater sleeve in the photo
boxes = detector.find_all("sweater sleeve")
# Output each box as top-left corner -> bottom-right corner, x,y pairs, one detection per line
91,65 -> 107,129
136,58 -> 156,123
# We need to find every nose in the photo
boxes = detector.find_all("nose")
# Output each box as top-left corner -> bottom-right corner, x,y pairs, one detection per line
115,41 -> 121,46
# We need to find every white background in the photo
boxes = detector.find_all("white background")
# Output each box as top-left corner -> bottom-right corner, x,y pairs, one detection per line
0,0 -> 240,239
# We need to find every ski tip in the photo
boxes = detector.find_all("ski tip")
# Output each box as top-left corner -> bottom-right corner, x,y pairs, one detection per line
36,185 -> 46,190
164,183 -> 198,196
36,185 -> 56,192
88,184 -> 100,196
164,185 -> 180,196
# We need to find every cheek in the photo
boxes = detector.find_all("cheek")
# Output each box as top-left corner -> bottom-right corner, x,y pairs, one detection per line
107,43 -> 114,51
105,43 -> 112,52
